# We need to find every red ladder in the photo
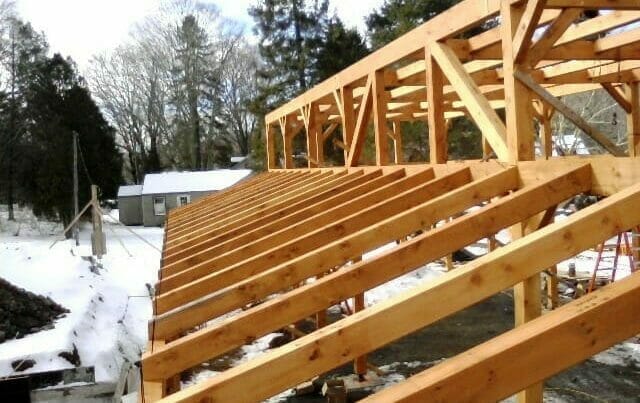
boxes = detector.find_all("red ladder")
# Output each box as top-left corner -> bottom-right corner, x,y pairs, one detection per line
588,230 -> 636,293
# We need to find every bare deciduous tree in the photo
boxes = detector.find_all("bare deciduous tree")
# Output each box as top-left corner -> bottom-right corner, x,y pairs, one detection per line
87,0 -> 252,179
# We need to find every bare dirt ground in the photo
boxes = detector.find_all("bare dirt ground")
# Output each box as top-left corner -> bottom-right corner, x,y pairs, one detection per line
285,291 -> 640,402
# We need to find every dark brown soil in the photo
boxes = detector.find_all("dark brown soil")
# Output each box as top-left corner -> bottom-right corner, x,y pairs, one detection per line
0,278 -> 68,342
185,289 -> 640,402
284,291 -> 640,402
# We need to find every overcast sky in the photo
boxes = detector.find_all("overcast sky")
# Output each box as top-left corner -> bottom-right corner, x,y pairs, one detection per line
15,0 -> 384,72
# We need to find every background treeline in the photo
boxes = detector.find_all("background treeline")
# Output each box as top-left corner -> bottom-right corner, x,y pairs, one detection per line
249,0 -> 488,167
2,0 -> 625,225
0,1 -> 121,226
86,0 -> 484,178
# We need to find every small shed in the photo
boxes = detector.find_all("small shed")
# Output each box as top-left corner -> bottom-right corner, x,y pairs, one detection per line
117,185 -> 143,225
140,170 -> 252,226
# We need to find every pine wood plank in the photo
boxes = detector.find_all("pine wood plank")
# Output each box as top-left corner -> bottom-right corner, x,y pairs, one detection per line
157,164 -> 634,403
363,272 -> 640,402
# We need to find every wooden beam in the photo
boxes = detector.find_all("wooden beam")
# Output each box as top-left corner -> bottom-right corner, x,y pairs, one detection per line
281,117 -> 294,169
165,172 -> 332,248
304,103 -> 322,168
163,172 -> 313,248
511,0 -> 547,64
626,82 -> 640,157
545,0 -> 640,9
160,171 -> 380,270
373,70 -> 389,166
525,8 -> 582,68
426,45 -> 447,163
167,171 -> 308,234
502,1 -> 536,164
154,169 -> 437,308
340,86 -> 356,162
156,165 -> 634,403
153,169 -> 461,317
555,10 -> 640,47
503,4 -> 548,393
159,171 -> 400,277
166,172 -> 284,226
143,167 -> 522,380
322,123 -> 339,142
265,124 -> 276,170
516,70 -> 626,157
347,75 -> 373,167
430,42 -> 509,161
362,272 -> 640,402
539,104 -> 554,159
392,121 -> 403,164
602,83 -> 632,114
265,0 -> 513,125
144,167 -> 589,382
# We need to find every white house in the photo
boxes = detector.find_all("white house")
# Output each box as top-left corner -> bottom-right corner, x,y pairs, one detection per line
117,170 -> 252,226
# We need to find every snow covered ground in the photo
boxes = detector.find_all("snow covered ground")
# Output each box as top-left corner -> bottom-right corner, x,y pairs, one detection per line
1,204 -> 638,400
0,206 -> 162,383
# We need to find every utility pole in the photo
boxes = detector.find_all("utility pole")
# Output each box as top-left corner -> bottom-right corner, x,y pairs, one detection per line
73,131 -> 79,246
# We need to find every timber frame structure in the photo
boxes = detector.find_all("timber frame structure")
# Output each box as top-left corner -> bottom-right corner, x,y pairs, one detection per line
142,1 -> 640,402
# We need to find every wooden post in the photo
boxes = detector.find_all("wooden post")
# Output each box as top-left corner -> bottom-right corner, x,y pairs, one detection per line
304,104 -> 320,168
482,136 -> 494,160
546,265 -> 559,310
501,5 -> 536,164
628,83 -> 640,268
372,70 -> 389,166
540,105 -> 554,159
392,121 -> 403,164
283,132 -> 293,169
444,218 -> 454,271
266,123 -> 277,170
501,1 -> 541,401
340,86 -> 355,164
426,45 -> 447,163
352,256 -> 367,378
627,82 -> 640,157
280,116 -> 294,169
314,105 -> 325,167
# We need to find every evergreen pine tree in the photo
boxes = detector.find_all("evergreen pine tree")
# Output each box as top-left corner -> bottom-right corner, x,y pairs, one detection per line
172,15 -> 212,170
365,0 -> 484,161
20,54 -> 122,227
315,16 -> 368,82
0,19 -> 48,220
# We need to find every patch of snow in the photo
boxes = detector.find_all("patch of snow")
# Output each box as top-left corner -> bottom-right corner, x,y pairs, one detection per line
233,333 -> 281,365
591,341 -> 640,367
0,207 -> 162,383
117,185 -> 143,197
141,169 -> 252,195
362,241 -> 398,260
181,369 -> 220,388
371,373 -> 406,392
366,263 -> 446,305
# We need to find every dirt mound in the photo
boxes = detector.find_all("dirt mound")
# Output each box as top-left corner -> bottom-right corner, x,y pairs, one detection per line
0,278 -> 68,342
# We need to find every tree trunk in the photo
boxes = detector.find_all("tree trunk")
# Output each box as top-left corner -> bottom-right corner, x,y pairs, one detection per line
292,0 -> 306,91
7,142 -> 14,221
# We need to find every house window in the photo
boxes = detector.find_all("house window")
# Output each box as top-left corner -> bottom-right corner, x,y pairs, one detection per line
177,194 -> 191,207
153,197 -> 166,216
